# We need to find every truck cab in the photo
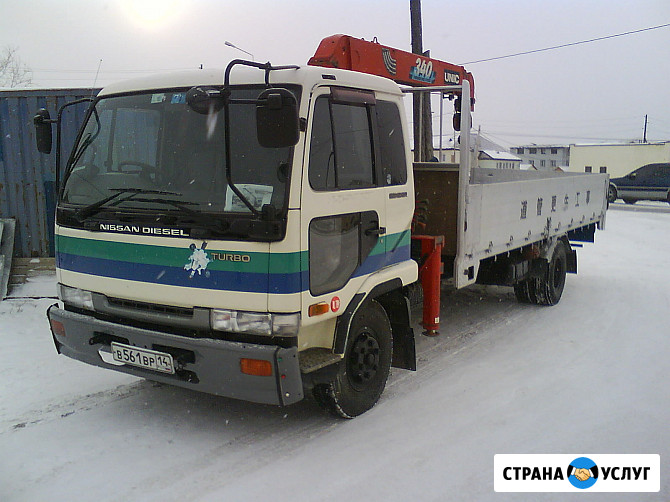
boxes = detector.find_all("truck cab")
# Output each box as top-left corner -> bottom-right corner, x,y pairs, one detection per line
42,63 -> 418,417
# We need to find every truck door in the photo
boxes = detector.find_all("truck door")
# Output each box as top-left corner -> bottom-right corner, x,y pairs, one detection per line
650,164 -> 670,200
629,164 -> 652,200
300,87 -> 388,333
374,99 -> 414,267
660,165 -> 670,200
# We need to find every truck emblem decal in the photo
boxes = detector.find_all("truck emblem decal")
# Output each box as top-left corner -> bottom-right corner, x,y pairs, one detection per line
210,252 -> 251,263
330,296 -> 341,312
409,57 -> 436,84
382,48 -> 397,75
444,69 -> 461,85
184,242 -> 211,278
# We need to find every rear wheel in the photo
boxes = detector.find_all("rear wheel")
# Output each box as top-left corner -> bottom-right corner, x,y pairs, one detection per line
623,198 -> 636,205
514,279 -> 535,303
514,241 -> 568,306
533,241 -> 567,306
313,299 -> 392,418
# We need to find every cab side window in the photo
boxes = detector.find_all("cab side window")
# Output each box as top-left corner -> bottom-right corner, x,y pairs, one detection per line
308,93 -> 407,190
375,100 -> 407,185
309,96 -> 374,190
308,98 -> 336,190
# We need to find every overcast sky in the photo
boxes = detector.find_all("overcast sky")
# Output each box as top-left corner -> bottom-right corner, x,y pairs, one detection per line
1,0 -> 669,147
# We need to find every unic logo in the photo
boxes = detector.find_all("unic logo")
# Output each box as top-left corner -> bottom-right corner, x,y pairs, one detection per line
445,69 -> 461,85
567,457 -> 599,489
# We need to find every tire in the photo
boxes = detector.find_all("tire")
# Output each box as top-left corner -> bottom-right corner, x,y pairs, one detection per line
607,185 -> 617,203
514,279 -> 535,304
312,299 -> 392,418
623,198 -> 636,205
533,241 -> 568,306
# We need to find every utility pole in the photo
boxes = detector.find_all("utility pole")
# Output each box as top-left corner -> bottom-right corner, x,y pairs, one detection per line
643,114 -> 648,143
410,0 -> 433,162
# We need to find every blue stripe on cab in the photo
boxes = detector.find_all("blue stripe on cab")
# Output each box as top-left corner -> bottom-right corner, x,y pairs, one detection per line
57,244 -> 411,296
58,253 -> 304,294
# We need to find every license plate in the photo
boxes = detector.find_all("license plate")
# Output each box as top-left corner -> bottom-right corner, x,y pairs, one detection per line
111,342 -> 175,374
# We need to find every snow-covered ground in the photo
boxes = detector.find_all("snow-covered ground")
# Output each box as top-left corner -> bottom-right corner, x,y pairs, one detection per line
1,204 -> 668,501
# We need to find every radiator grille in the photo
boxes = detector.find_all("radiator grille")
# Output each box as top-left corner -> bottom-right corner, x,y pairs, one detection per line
107,297 -> 194,318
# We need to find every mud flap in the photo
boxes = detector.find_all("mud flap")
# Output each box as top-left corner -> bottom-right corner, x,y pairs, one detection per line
566,248 -> 577,274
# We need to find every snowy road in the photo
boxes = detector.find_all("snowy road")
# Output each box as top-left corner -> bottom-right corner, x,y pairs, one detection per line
1,205 -> 668,501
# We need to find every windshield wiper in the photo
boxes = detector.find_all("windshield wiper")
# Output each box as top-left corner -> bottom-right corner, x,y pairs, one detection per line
68,108 -> 101,174
122,197 -> 199,216
75,188 -> 183,220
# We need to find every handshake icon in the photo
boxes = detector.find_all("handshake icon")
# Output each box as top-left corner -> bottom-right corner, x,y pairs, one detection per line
573,468 -> 592,482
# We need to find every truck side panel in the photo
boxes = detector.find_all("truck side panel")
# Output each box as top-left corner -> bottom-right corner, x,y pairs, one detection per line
455,169 -> 608,287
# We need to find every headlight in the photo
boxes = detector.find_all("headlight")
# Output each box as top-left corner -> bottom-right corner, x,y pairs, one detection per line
58,284 -> 94,310
211,309 -> 300,337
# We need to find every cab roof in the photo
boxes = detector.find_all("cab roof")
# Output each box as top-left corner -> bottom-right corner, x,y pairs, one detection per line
98,64 -> 403,97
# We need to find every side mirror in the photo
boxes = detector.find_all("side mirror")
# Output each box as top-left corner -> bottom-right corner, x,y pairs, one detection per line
34,108 -> 53,154
628,172 -> 637,179
256,88 -> 299,148
186,86 -> 225,114
452,112 -> 461,132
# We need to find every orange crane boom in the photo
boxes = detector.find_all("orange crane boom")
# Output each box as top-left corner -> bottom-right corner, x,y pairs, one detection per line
308,34 -> 475,104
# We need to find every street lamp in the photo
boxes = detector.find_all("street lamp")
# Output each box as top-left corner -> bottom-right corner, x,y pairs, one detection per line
224,41 -> 254,61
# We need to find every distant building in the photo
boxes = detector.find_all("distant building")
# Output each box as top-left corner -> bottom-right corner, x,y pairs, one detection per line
430,133 -> 510,164
568,141 -> 670,178
478,150 -> 521,169
511,145 -> 570,171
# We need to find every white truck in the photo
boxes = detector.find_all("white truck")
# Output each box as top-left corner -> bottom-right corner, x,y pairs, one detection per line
34,36 -> 607,418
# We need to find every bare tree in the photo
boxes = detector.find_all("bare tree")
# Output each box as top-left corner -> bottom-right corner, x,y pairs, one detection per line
0,46 -> 32,88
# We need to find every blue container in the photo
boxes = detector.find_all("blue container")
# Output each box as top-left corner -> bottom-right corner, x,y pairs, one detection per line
0,88 -> 99,257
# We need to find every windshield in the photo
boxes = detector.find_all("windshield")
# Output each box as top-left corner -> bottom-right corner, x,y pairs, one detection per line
61,87 -> 297,217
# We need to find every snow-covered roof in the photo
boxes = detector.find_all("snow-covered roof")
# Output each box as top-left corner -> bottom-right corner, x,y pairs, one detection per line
570,141 -> 670,147
514,143 -> 570,149
479,150 -> 521,161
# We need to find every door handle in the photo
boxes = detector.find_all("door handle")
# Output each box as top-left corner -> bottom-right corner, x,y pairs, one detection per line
365,225 -> 386,236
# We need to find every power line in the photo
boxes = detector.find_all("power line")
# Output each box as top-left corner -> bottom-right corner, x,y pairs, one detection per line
461,23 -> 670,64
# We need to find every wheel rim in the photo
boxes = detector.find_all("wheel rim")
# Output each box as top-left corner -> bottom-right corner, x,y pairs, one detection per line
608,186 -> 616,202
347,331 -> 380,390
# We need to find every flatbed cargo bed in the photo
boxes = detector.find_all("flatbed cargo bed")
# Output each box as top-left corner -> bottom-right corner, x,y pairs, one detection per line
414,163 -> 608,288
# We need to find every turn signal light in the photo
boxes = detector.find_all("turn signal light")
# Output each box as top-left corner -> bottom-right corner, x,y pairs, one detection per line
308,302 -> 329,317
240,358 -> 273,377
50,320 -> 66,337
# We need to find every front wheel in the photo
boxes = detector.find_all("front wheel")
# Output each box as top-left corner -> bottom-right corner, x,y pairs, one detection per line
623,198 -> 637,205
607,185 -> 617,203
313,299 -> 392,418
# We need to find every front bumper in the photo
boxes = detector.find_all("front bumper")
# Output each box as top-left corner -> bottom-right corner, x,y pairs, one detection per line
47,305 -> 304,406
